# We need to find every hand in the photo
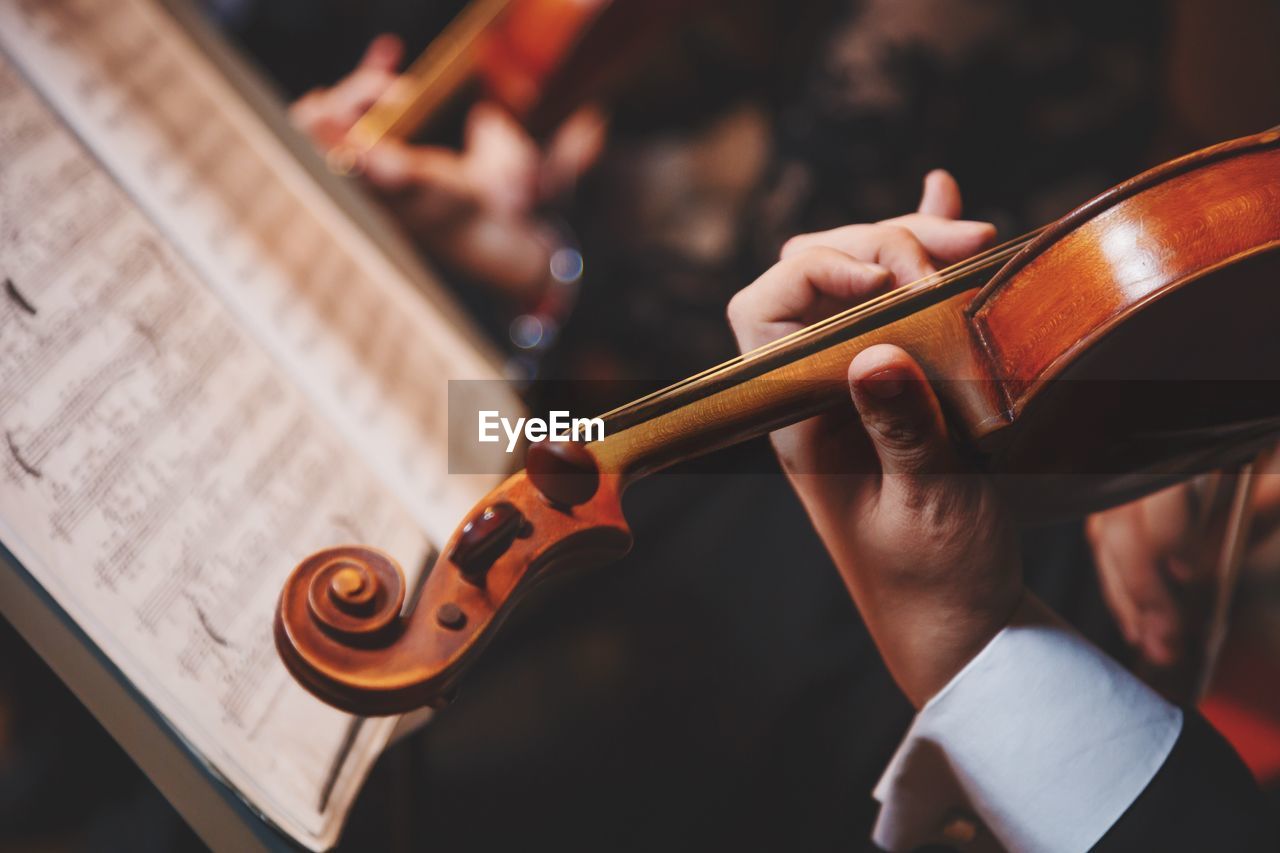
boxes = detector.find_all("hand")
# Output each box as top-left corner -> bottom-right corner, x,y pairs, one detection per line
290,35 -> 606,300
1090,446 -> 1280,672
1087,482 -> 1208,669
728,171 -> 1017,708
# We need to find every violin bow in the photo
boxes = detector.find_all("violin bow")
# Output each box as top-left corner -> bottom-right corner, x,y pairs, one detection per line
330,0 -> 514,171
1193,455 -> 1262,702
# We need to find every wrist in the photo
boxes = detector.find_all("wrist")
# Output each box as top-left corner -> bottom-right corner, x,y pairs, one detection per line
859,580 -> 1026,709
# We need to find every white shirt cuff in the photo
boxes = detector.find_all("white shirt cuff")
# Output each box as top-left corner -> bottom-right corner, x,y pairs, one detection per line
872,595 -> 1183,853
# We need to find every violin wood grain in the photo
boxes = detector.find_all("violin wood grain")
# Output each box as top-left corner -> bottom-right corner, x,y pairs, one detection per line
592,289 -> 1005,478
276,129 -> 1280,715
971,134 -> 1280,406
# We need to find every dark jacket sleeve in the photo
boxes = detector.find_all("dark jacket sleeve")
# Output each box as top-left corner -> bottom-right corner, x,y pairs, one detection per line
1091,712 -> 1276,852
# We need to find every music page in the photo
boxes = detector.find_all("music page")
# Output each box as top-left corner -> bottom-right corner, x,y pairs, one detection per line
0,0 -> 513,545
0,0 -> 514,847
0,51 -> 427,848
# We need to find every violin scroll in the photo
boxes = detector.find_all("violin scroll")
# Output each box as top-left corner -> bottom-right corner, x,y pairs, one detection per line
291,546 -> 406,645
275,443 -> 633,715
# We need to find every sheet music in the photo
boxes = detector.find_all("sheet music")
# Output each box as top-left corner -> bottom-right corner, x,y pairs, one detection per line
0,0 -> 518,847
0,0 -> 514,547
0,53 -> 428,847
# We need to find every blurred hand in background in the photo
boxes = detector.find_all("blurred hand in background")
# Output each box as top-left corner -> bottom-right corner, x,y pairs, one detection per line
1090,447 -> 1280,679
290,34 -> 605,302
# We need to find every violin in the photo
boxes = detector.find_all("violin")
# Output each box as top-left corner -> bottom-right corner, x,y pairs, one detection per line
277,129 -> 1280,715
336,0 -> 708,164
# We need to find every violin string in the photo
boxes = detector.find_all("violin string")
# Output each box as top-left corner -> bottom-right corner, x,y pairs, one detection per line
599,229 -> 1041,421
720,228 -> 1042,367
347,0 -> 513,149
599,226 -> 1045,424
598,236 -> 1032,423
598,244 -> 1027,424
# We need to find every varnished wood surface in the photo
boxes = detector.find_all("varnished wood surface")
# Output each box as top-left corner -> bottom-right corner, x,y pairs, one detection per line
972,134 -> 1280,405
596,131 -> 1280,494
592,288 -> 1003,477
276,471 -> 631,714
277,129 -> 1280,715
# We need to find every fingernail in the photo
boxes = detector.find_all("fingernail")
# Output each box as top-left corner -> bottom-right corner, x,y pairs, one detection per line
363,147 -> 401,180
861,367 -> 909,399
1142,619 -> 1181,667
1165,557 -> 1195,583
326,144 -> 363,177
1145,637 -> 1176,668
1120,621 -> 1139,646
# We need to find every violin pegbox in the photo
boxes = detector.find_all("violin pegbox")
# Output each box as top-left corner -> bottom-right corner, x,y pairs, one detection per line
274,441 -> 631,715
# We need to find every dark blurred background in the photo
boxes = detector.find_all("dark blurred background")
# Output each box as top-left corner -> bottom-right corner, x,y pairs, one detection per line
4,0 -> 1280,850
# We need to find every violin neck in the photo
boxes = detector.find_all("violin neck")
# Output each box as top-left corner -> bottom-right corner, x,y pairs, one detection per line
591,266 -> 1007,483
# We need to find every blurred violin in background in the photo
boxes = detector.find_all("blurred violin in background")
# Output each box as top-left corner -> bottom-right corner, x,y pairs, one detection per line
332,0 -> 713,169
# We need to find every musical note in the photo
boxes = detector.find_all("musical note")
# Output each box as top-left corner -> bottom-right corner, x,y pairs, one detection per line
0,4 -> 447,842
6,0 -> 510,546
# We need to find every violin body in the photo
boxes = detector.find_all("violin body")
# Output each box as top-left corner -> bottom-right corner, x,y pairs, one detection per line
478,0 -> 704,136
277,129 -> 1280,715
475,0 -> 610,127
341,0 -> 711,157
970,132 -> 1280,510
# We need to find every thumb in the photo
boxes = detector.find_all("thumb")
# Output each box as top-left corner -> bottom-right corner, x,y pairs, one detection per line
359,34 -> 405,73
847,344 -> 957,480
918,169 -> 963,219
